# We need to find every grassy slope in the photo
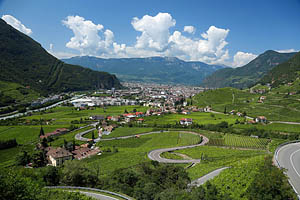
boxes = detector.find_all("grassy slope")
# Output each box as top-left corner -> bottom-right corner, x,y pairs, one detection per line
83,132 -> 200,175
175,146 -> 266,180
193,86 -> 300,122
211,155 -> 266,200
0,80 -> 40,106
143,111 -> 240,125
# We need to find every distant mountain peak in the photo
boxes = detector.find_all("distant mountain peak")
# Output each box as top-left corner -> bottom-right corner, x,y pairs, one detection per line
62,56 -> 225,85
201,50 -> 296,89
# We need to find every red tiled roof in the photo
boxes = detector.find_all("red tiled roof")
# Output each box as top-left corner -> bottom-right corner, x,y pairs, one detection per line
46,147 -> 72,159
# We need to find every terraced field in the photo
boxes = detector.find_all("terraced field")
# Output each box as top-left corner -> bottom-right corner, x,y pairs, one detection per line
208,134 -> 270,149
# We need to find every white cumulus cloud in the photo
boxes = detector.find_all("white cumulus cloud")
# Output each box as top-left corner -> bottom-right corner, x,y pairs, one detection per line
232,51 -> 257,67
183,26 -> 195,34
62,15 -> 114,56
168,25 -> 230,64
275,49 -> 298,53
1,15 -> 32,35
60,13 -> 260,67
131,12 -> 176,51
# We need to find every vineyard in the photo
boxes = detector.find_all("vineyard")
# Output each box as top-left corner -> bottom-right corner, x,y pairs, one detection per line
208,134 -> 271,149
211,155 -> 266,200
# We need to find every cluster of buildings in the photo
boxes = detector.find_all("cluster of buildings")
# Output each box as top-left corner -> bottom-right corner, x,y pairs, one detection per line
31,94 -> 64,107
45,144 -> 101,166
70,83 -> 204,110
71,96 -> 137,108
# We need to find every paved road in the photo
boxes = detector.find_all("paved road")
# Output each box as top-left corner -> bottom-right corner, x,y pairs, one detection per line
78,191 -> 118,200
275,142 -> 300,196
75,128 -> 96,141
272,121 -> 300,125
0,95 -> 84,120
189,167 -> 229,187
74,122 -> 100,142
45,186 -> 132,200
147,133 -> 209,163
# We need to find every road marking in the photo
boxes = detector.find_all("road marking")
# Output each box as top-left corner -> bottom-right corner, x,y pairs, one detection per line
290,148 -> 300,179
276,143 -> 300,165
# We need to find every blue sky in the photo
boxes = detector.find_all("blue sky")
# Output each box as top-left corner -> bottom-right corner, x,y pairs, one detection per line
1,0 -> 300,67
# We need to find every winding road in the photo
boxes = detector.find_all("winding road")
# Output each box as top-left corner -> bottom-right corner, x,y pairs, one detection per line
189,167 -> 229,187
75,129 -> 230,186
275,142 -> 300,197
147,133 -> 209,163
45,186 -> 132,200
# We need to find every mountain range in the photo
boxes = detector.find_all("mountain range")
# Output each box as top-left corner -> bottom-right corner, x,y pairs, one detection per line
259,51 -> 300,87
0,19 -> 121,98
201,50 -> 296,88
62,56 -> 226,85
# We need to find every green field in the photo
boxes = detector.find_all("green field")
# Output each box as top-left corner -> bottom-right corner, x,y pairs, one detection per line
0,144 -> 35,168
143,111 -> 240,126
162,145 -> 266,180
102,127 -> 156,138
83,131 -> 201,176
211,155 -> 266,200
234,122 -> 300,134
0,125 -> 69,144
193,87 -> 300,122
208,134 -> 270,149
23,105 -> 148,125
0,80 -> 40,105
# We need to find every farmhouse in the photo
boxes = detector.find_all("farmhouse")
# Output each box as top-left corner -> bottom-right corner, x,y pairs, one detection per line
137,118 -> 144,123
180,118 -> 193,126
90,115 -> 105,120
255,116 -> 267,123
46,147 -> 73,167
203,106 -> 211,112
72,147 -> 101,160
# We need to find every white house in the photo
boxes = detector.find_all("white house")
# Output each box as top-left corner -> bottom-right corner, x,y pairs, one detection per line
46,147 -> 73,167
180,118 -> 193,126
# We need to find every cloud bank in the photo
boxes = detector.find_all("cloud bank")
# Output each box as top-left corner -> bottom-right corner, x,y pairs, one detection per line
2,15 -> 32,35
1,13 -> 261,67
59,13 -> 258,67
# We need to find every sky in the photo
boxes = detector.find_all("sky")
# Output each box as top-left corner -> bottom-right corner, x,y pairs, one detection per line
0,0 -> 300,67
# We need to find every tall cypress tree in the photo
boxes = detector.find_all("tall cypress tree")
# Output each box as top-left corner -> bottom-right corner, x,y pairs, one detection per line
39,126 -> 45,137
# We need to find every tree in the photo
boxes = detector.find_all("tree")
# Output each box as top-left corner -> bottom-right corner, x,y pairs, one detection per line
0,169 -> 41,200
246,156 -> 297,200
41,137 -> 48,148
42,166 -> 60,186
39,126 -> 45,137
32,151 -> 47,168
63,139 -> 68,148
92,131 -> 95,140
15,151 -> 31,166
61,160 -> 98,187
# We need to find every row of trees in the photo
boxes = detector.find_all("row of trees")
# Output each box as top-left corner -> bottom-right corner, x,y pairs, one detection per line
0,138 -> 17,150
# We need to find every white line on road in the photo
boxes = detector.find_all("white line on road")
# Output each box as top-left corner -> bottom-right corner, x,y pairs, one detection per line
290,148 -> 300,179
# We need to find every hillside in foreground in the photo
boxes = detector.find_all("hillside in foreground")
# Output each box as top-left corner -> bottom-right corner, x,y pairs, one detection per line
201,50 -> 296,89
0,19 -> 121,97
